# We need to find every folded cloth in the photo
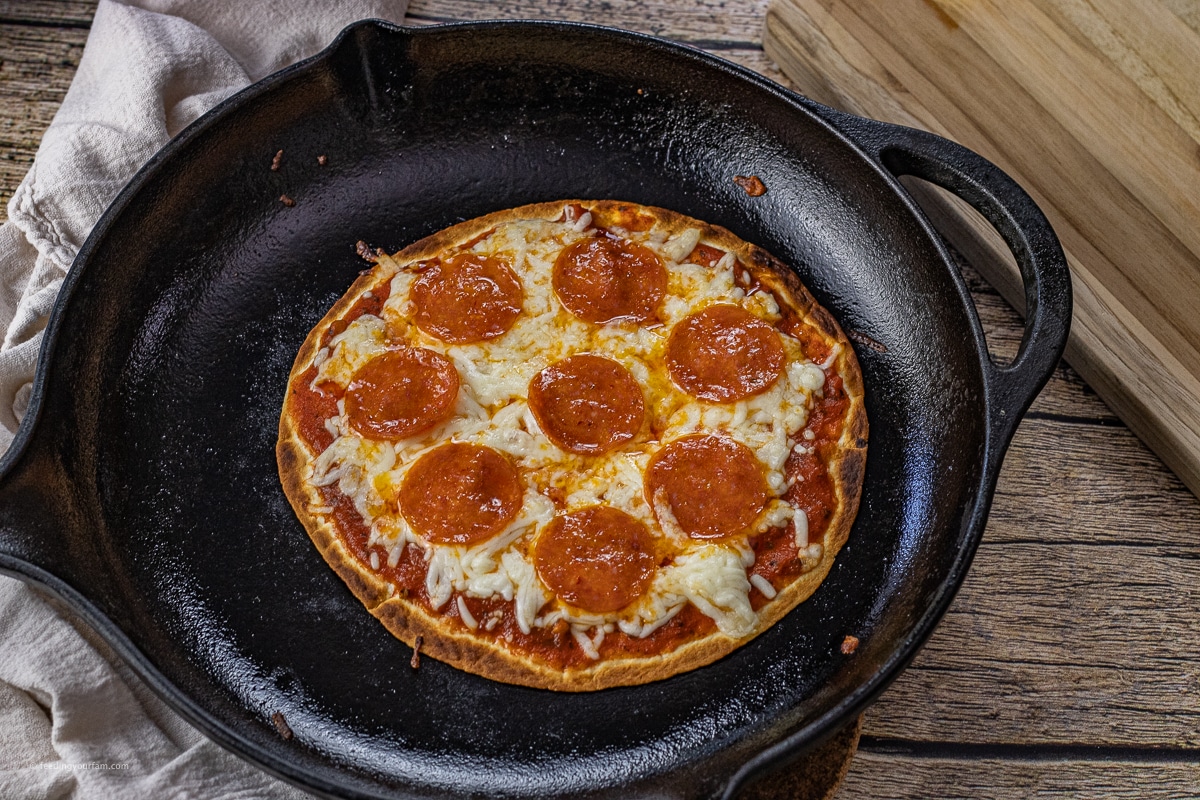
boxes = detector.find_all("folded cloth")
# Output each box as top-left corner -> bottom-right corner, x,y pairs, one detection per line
0,1 -> 407,796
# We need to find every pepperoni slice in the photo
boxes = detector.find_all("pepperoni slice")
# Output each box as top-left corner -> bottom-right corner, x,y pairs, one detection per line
645,434 -> 770,540
533,506 -> 657,613
399,443 -> 523,545
666,304 -> 785,402
688,243 -> 727,267
345,348 -> 459,440
528,354 -> 645,455
552,236 -> 666,324
410,253 -> 523,343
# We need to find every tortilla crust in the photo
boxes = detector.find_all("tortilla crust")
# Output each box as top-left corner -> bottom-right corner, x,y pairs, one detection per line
277,200 -> 867,691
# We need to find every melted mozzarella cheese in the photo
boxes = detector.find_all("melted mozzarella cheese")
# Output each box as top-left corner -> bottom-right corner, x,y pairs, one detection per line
659,544 -> 757,638
308,208 -> 830,653
314,314 -> 387,388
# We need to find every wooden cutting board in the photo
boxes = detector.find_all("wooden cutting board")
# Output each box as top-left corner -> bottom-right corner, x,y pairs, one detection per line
764,0 -> 1200,497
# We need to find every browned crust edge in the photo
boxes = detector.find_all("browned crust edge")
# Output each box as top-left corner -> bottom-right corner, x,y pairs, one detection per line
276,200 -> 868,691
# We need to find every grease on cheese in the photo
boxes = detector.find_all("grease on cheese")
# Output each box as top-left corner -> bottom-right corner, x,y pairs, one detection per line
307,207 -> 833,655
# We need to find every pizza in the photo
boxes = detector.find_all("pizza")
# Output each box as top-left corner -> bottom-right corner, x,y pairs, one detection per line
276,200 -> 867,691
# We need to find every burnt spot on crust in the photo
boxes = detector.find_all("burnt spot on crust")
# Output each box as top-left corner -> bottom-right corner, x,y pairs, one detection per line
807,304 -> 842,342
743,248 -> 818,318
838,449 -> 866,502
324,542 -> 391,609
276,438 -> 301,473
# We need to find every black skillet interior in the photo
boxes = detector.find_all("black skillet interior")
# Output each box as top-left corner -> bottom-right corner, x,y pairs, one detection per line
0,20 -> 1068,800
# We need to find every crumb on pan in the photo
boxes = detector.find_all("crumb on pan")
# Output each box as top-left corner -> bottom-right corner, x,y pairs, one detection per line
356,240 -> 380,263
318,154 -> 328,166
411,635 -> 424,669
841,635 -> 859,655
733,175 -> 766,196
271,711 -> 293,740
846,329 -> 888,353
279,194 -> 295,207
271,149 -> 283,171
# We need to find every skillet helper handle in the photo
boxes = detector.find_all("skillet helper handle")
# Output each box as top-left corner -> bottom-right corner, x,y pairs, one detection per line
853,118 -> 1072,447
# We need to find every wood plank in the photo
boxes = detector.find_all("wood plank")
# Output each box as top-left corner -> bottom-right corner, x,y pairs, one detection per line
1022,359 -> 1118,425
0,1 -> 94,27
1043,0 -> 1200,139
945,0 -> 1200,261
991,421 -> 1200,546
1162,0 -> 1200,35
405,1 -> 800,92
820,0 -> 1200,377
841,751 -> 1200,798
406,0 -> 770,43
0,23 -> 87,208
764,0 -> 1200,499
862,416 -> 1200,747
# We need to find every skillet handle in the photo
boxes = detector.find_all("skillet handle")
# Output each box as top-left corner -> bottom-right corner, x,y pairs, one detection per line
840,115 -> 1073,449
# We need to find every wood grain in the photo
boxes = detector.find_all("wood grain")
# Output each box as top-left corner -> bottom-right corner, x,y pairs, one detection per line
407,0 -> 770,41
0,23 -> 86,205
406,0 -> 799,88
842,752 -> 1200,799
860,409 -> 1200,749
764,0 -> 1200,499
0,1 -> 94,26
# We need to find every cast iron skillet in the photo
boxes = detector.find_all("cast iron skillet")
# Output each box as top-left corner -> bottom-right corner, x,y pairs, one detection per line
0,19 -> 1070,800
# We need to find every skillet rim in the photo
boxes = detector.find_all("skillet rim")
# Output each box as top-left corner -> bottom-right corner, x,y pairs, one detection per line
0,17 -> 1059,799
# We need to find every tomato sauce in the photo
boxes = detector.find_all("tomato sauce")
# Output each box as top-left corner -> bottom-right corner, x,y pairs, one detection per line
790,324 -> 833,365
787,373 -> 847,544
749,525 -> 801,610
287,366 -> 339,453
603,604 -> 716,657
559,203 -> 588,223
320,280 -> 391,347
751,370 -> 848,601
424,594 -> 714,669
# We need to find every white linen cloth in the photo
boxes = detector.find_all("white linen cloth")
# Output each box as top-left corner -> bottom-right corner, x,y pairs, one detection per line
0,1 -> 408,796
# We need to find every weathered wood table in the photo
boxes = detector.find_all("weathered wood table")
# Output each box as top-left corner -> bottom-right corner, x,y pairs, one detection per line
1,1 -> 1197,797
